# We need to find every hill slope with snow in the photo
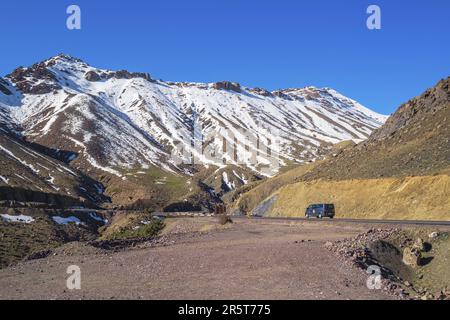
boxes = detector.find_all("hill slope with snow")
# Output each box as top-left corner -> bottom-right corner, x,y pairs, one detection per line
0,126 -> 108,206
0,55 -> 387,176
0,54 -> 387,206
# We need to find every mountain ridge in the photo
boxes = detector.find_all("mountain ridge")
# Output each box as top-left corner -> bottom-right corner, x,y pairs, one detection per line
0,54 -> 387,207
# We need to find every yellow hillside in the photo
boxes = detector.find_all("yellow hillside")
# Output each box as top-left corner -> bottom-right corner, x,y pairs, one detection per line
270,175 -> 450,221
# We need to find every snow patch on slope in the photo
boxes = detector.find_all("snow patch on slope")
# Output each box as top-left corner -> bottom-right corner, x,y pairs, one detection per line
52,216 -> 83,225
1,214 -> 35,224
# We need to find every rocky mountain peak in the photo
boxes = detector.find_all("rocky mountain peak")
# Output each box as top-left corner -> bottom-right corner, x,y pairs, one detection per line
370,76 -> 450,142
45,53 -> 87,66
7,62 -> 61,95
3,54 -> 157,94
0,54 -> 388,182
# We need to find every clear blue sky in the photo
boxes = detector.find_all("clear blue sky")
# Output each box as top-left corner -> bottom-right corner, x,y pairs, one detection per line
1,0 -> 449,115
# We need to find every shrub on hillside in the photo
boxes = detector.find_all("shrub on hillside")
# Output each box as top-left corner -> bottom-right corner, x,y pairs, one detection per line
108,218 -> 165,240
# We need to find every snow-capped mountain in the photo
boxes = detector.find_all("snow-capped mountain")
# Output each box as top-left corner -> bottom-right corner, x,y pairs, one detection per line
0,54 -> 387,183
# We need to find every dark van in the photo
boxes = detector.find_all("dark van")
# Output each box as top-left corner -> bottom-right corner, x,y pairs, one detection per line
305,204 -> 335,219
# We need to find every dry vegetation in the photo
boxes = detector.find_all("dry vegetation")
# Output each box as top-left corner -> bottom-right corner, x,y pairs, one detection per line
269,175 -> 450,220
99,210 -> 164,240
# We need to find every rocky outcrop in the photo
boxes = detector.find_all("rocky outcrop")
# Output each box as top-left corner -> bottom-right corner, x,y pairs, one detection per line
325,229 -> 450,300
248,87 -> 272,97
272,90 -> 293,100
85,71 -> 102,82
106,70 -> 152,81
412,238 -> 425,251
85,69 -> 153,82
402,238 -> 428,267
325,228 -> 405,298
213,81 -> 241,93
46,53 -> 85,66
7,63 -> 61,94
370,77 -> 449,142
402,247 -> 422,267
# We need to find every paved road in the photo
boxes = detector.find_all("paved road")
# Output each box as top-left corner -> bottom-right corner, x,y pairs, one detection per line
70,208 -> 450,227
170,213 -> 450,226
154,212 -> 450,227
246,216 -> 450,227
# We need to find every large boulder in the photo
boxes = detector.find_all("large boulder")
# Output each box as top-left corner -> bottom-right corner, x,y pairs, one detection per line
85,71 -> 102,82
428,232 -> 439,239
272,90 -> 293,100
249,87 -> 272,97
413,238 -> 425,251
402,247 -> 422,267
213,81 -> 241,93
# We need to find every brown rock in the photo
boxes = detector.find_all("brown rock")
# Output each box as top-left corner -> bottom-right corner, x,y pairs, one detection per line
85,71 -> 102,82
249,87 -> 272,97
402,247 -> 421,266
428,232 -> 439,239
8,63 -> 61,94
324,241 -> 333,248
213,81 -> 241,93
107,70 -> 152,81
412,238 -> 425,251
272,90 -> 293,100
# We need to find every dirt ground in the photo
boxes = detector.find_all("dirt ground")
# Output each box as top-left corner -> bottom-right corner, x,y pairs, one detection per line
0,217 -> 427,300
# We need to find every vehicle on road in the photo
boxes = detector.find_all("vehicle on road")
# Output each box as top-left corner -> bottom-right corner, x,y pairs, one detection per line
305,204 -> 335,219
